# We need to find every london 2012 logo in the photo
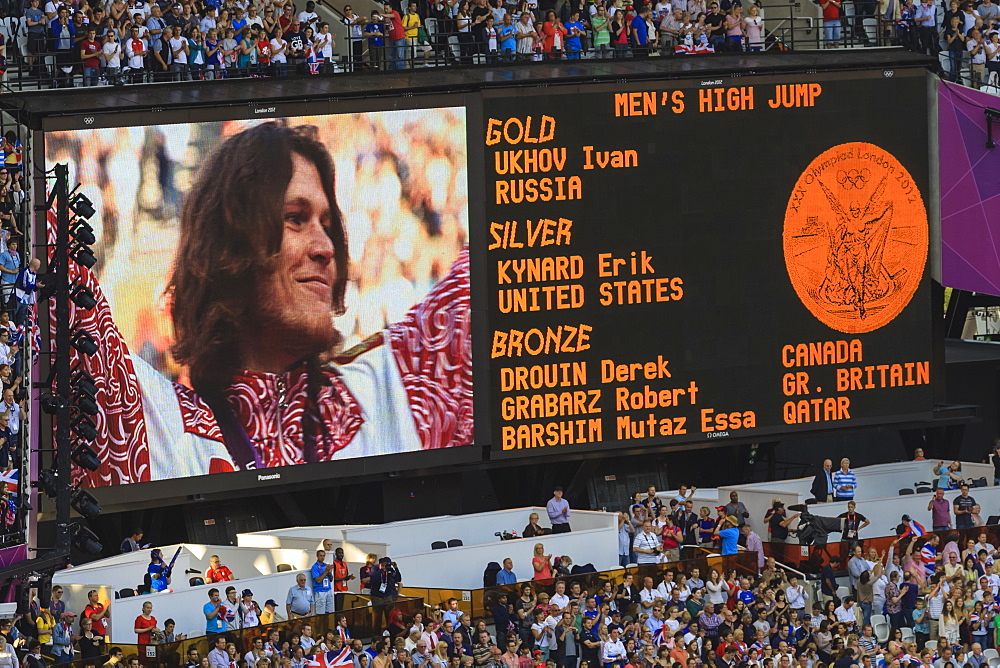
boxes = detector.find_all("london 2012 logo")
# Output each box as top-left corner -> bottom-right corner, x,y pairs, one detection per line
783,142 -> 929,334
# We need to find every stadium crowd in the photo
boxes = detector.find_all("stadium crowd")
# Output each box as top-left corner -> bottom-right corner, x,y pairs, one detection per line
7,458 -> 1000,668
3,0 -> 996,87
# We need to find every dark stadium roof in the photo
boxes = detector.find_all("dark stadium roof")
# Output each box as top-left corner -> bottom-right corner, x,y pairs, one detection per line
1,48 -> 934,124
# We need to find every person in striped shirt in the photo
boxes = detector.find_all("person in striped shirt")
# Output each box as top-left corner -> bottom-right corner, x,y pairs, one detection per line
832,458 -> 857,500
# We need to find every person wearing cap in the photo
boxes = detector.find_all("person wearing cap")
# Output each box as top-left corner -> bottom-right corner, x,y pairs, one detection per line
259,599 -> 284,625
763,500 -> 800,545
51,611 -> 76,664
716,516 -> 740,556
239,589 -> 259,627
312,549 -> 336,615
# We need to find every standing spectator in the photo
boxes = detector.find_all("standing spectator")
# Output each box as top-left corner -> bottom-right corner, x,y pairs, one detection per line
743,4 -> 763,49
717,516 -> 740,556
101,32 -> 122,81
205,555 -> 234,583
125,26 -> 147,82
617,512 -> 634,567
740,524 -> 764,570
934,460 -> 963,491
546,487 -> 571,533
660,517 -> 682,562
633,521 -> 661,565
120,528 -> 143,553
821,0 -> 842,47
928,488 -> 950,531
847,545 -> 870,593
913,0 -> 936,53
723,492 -> 749,527
133,601 -> 158,647
884,571 -> 904,628
370,557 -> 402,632
497,559 -> 517,585
80,28 -> 102,86
286,573 -> 314,620
382,3 -> 406,69
203,588 -> 226,634
954,484 -> 977,529
0,240 -> 19,312
332,547 -> 354,611
311,549 -> 335,615
82,590 -> 109,637
49,7 -> 77,87
820,556 -> 839,603
630,4 -> 650,55
832,458 -> 856,500
168,25 -> 190,79
239,590 -> 258,628
24,0 -> 47,77
531,544 -> 552,580
786,575 -> 807,614
763,501 -> 800,544
837,501 -> 869,554
52,613 -> 75,665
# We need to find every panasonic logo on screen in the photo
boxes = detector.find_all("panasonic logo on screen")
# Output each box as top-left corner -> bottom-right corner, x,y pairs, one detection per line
257,473 -> 281,481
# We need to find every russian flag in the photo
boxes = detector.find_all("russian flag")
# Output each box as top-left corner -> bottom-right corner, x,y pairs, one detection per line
307,648 -> 354,668
899,520 -> 926,538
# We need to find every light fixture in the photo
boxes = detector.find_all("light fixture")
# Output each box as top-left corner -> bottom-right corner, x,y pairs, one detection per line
70,221 -> 95,246
71,444 -> 100,472
40,393 -> 67,415
71,524 -> 102,554
71,330 -> 98,356
71,370 -> 97,400
71,415 -> 97,441
70,488 -> 101,519
70,244 -> 96,270
34,469 -> 58,499
70,285 -> 96,311
73,394 -> 98,417
69,194 -> 95,220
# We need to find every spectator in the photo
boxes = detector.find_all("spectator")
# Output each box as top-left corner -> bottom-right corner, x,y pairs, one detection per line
370,557 -> 402,631
162,618 -> 185,643
133,601 -> 158,646
955,483 -> 977,529
810,459 -> 835,503
531,544 -> 552,580
82,590 -> 109,636
311,549 -> 335,615
832,458 -> 856,500
633,521 -> 660,565
103,647 -> 123,668
722,492 -> 749,527
524,513 -> 548,538
496,558 -> 517,585
206,555 -> 235,583
203,588 -> 226,634
617,512 -> 634,567
546,487 -> 571,533
837,500 -> 869,553
928,487 -> 951,530
260,599 -> 284,625
239,590 -> 259,628
208,636 -> 228,668
716,516 -> 740,556
763,501 -> 800,544
740,524 -> 764,569
120,528 -> 144,553
285,573 -> 314,620
52,612 -> 75,665
24,641 -> 44,668
934,460 -> 963,491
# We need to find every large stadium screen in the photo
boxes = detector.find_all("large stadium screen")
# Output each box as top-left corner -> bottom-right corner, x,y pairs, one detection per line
482,69 -> 937,455
45,107 -> 473,488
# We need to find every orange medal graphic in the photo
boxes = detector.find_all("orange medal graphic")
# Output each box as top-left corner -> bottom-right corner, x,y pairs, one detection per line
783,142 -> 928,334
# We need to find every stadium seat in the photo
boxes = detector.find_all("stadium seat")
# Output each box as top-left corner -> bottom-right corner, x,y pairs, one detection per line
276,564 -> 293,572
836,585 -> 850,600
118,588 -> 135,598
431,541 -> 447,550
989,516 -> 1000,526
925,641 -> 937,651
900,628 -> 914,643
447,539 -> 463,548
899,488 -> 914,495
874,622 -> 889,643
871,614 -> 887,628
916,487 -> 932,493
189,577 -> 205,586
983,649 -> 998,662
988,657 -> 1000,668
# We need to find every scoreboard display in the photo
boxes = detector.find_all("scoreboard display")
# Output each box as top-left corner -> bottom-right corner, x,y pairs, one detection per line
479,68 -> 935,456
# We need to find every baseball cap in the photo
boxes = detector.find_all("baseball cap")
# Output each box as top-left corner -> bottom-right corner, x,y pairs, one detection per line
902,514 -> 912,522
265,599 -> 277,607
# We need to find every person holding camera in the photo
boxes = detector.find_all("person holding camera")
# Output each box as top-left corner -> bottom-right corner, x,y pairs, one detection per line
634,520 -> 661,565
370,557 -> 403,633
553,612 -> 579,668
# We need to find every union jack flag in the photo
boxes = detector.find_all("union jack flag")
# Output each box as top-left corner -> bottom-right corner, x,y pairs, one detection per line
675,43 -> 714,54
306,648 -> 354,668
0,469 -> 18,493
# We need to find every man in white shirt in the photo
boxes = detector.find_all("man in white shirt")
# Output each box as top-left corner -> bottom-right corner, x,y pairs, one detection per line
200,6 -> 217,34
0,330 -> 17,367
297,1 -> 319,29
655,571 -> 675,601
300,624 -> 316,653
634,521 -> 661,564
639,576 -> 664,612
208,637 -> 229,668
245,5 -> 264,28
834,597 -> 858,631
984,564 -> 1000,595
975,533 -> 996,558
1,390 -> 19,445
601,628 -> 626,665
550,581 -> 570,612
125,25 -> 147,80
785,575 -> 808,612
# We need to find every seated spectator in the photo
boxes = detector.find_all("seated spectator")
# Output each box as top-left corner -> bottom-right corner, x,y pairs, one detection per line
523,513 -> 548,538
206,555 -> 235,583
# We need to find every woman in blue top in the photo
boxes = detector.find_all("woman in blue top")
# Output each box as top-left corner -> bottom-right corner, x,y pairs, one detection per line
187,26 -> 206,77
204,27 -> 223,78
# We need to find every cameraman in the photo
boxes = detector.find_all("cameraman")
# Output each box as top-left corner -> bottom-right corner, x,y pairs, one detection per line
370,557 -> 403,633
633,520 -> 661,565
